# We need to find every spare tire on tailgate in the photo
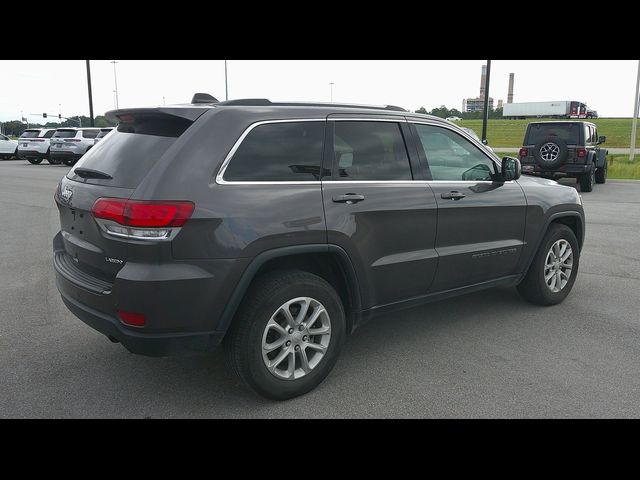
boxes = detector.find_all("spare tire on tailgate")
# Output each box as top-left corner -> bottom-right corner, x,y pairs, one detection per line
533,137 -> 568,170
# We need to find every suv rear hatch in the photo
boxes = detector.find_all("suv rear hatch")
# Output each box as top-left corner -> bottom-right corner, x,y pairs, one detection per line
50,129 -> 78,151
19,129 -> 44,148
53,108 -> 204,291
521,122 -> 582,164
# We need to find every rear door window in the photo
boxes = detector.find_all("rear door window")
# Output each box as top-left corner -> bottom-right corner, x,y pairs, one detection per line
223,121 -> 325,182
332,121 -> 412,181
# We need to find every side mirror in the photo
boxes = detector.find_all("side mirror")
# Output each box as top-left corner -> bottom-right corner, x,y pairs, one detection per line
501,156 -> 521,181
598,135 -> 606,144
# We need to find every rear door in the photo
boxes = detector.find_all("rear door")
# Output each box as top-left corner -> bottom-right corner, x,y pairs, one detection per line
54,113 -> 195,283
410,121 -> 527,292
322,116 -> 438,309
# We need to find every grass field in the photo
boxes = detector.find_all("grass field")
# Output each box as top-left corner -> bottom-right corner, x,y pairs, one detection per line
458,118 -> 637,148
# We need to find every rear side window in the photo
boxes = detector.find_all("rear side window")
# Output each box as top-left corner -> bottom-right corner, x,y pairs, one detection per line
526,123 -> 580,145
54,130 -> 77,139
332,121 -> 412,181
223,122 -> 325,182
20,130 -> 40,138
82,130 -> 99,139
97,129 -> 112,138
42,130 -> 55,138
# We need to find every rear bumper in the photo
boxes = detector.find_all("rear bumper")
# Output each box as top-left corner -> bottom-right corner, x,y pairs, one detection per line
50,151 -> 83,161
521,161 -> 591,177
58,290 -> 224,356
17,149 -> 47,158
52,231 -> 241,356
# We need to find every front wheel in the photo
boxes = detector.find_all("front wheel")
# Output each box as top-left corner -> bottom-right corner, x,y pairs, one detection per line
517,223 -> 580,306
224,270 -> 346,400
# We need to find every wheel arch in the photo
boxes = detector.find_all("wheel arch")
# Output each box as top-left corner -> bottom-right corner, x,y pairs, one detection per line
218,244 -> 362,338
521,212 -> 584,279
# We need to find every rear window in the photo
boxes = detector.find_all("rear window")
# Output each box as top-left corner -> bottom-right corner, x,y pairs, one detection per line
53,130 -> 78,138
20,130 -> 40,138
67,115 -> 192,188
81,130 -> 99,139
526,123 -> 581,145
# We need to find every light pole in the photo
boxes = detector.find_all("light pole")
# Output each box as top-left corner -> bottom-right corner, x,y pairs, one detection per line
224,60 -> 228,101
111,60 -> 119,109
86,60 -> 95,127
481,60 -> 491,144
631,60 -> 640,162
59,104 -> 62,125
330,82 -> 334,102
163,96 -> 166,105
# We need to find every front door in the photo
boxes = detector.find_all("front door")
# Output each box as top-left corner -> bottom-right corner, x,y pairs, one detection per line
410,122 -> 527,292
322,118 -> 438,309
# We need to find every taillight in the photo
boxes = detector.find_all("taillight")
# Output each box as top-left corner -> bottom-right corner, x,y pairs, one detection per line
117,310 -> 146,327
519,148 -> 528,157
92,198 -> 194,241
93,198 -> 194,227
577,148 -> 587,158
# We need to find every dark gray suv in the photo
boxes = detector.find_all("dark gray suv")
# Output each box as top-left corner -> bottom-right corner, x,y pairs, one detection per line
53,96 -> 585,399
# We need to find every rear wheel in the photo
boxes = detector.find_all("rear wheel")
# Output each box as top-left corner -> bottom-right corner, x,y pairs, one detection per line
224,270 -> 346,400
595,160 -> 607,184
26,157 -> 43,165
579,163 -> 595,192
62,158 -> 76,166
517,223 -> 580,306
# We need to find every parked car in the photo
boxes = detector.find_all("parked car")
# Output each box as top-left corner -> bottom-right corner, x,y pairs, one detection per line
446,116 -> 462,122
53,96 -> 585,400
518,121 -> 607,192
17,128 -> 58,164
94,127 -> 114,145
50,128 -> 101,166
0,133 -> 19,159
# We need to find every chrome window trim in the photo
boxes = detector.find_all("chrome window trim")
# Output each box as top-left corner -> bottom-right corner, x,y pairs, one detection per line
215,118 -> 326,185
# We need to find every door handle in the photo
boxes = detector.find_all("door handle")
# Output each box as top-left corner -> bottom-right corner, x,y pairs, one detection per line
332,193 -> 365,204
441,191 -> 466,200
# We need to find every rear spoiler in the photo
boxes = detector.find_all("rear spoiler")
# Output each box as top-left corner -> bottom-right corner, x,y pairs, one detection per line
105,106 -> 211,123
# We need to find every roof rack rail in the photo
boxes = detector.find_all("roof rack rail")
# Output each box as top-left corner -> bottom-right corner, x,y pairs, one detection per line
215,98 -> 407,112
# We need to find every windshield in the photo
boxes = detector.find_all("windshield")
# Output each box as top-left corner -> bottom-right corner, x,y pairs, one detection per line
527,123 -> 581,145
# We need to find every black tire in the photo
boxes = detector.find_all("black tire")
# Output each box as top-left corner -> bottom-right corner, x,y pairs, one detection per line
533,137 -> 568,170
579,162 -> 595,192
62,158 -> 76,166
45,149 -> 58,164
595,160 -> 607,184
13,147 -> 20,159
517,223 -> 580,306
224,270 -> 346,400
26,157 -> 43,165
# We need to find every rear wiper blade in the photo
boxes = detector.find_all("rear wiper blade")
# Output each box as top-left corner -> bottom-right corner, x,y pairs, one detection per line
73,168 -> 113,180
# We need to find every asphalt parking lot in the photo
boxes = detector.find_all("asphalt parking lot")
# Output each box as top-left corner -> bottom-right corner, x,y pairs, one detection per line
1,159 -> 639,418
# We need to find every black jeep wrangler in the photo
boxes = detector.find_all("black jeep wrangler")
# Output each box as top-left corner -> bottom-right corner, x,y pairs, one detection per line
518,121 -> 607,192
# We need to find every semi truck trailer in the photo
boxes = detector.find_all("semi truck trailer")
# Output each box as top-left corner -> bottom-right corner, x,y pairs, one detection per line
503,101 -> 597,119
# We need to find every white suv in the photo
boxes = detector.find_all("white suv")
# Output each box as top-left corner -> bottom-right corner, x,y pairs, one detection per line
17,128 -> 57,164
93,127 -> 114,145
49,128 -> 100,166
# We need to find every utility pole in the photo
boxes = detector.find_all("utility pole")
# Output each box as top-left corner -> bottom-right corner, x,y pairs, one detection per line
330,82 -> 334,102
86,60 -> 95,127
224,60 -> 229,101
481,60 -> 491,144
111,60 -> 119,109
631,60 -> 640,162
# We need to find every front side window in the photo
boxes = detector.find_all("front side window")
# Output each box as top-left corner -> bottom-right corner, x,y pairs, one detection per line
0,134 -> 7,141
223,121 -> 325,182
332,121 -> 412,180
42,130 -> 55,138
414,124 -> 497,181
